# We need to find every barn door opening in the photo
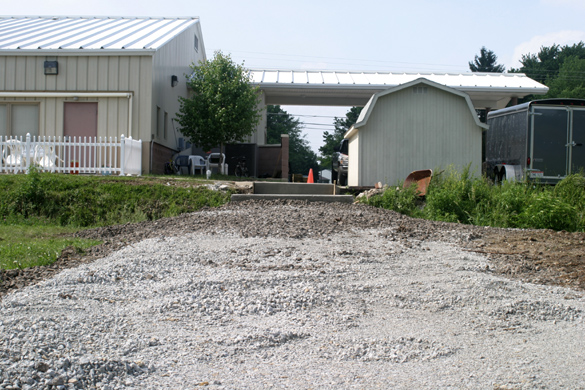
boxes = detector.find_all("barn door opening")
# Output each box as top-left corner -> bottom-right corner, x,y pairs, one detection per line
64,102 -> 98,170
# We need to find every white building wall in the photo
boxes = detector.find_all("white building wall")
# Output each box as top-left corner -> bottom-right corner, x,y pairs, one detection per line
355,85 -> 483,186
151,21 -> 206,150
348,132 -> 359,186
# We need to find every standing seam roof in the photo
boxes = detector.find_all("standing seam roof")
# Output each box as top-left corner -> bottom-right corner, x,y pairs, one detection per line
0,16 -> 199,51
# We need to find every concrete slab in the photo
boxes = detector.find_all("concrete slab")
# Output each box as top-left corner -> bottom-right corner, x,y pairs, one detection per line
230,194 -> 354,203
253,182 -> 340,195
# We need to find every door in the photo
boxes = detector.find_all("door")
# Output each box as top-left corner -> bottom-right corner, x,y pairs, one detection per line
570,108 -> 585,174
531,106 -> 569,180
64,102 -> 98,170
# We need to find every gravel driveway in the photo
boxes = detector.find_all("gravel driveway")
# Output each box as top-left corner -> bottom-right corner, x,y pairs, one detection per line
1,201 -> 584,389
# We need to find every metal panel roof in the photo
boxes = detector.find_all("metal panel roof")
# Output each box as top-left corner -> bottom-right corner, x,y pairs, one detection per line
250,69 -> 549,109
0,16 -> 199,52
250,69 -> 548,92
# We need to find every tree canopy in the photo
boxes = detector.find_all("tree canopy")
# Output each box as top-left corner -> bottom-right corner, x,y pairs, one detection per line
266,105 -> 319,175
176,51 -> 262,154
469,47 -> 505,73
318,107 -> 362,168
510,41 -> 585,100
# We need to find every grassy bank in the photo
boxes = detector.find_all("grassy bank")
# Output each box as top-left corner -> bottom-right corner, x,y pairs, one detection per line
360,168 -> 585,232
0,170 -> 232,270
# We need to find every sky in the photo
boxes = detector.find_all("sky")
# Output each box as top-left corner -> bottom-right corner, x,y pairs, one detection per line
3,0 -> 585,154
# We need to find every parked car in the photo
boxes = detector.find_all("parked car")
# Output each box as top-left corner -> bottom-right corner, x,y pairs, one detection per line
331,139 -> 349,186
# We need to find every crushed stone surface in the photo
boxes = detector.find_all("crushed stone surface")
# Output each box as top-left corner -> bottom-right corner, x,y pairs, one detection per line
1,201 -> 584,389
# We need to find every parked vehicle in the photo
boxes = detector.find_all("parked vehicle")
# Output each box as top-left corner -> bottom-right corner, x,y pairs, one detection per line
485,99 -> 585,183
331,139 -> 349,186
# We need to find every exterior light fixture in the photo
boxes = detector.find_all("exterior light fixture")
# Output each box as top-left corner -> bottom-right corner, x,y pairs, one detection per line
44,60 -> 58,75
171,75 -> 178,87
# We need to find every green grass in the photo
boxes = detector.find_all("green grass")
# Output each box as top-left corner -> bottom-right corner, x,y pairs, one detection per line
0,225 -> 101,270
360,167 -> 585,232
0,169 -> 234,270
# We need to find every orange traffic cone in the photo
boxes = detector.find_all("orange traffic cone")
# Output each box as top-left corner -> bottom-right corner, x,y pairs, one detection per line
307,169 -> 314,183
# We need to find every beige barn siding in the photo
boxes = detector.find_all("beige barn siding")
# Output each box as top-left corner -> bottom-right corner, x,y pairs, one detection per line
357,86 -> 482,186
151,22 -> 205,150
0,54 -> 153,142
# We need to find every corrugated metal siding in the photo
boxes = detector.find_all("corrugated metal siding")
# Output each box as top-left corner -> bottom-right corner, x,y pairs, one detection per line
0,54 -> 152,140
356,86 -> 482,186
151,21 -> 205,149
0,17 -> 199,52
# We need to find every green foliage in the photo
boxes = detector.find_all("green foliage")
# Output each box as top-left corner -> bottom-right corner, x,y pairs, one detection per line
266,105 -> 319,175
469,47 -> 505,73
361,169 -> 585,232
510,42 -> 585,101
176,51 -> 262,152
0,174 -> 232,228
545,56 -> 585,99
364,183 -> 423,218
319,107 -> 362,168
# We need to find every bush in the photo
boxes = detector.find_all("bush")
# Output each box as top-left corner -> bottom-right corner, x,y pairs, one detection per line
361,168 -> 585,232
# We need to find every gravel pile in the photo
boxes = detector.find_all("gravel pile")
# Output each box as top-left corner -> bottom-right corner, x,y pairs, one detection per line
1,201 -> 584,389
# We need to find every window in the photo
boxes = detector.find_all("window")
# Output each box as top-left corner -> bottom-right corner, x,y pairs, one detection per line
413,86 -> 428,94
0,103 -> 39,137
156,106 -> 161,138
164,112 -> 168,140
194,34 -> 199,52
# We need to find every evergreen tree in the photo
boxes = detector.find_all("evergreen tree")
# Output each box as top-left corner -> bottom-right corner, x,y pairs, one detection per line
469,47 -> 505,73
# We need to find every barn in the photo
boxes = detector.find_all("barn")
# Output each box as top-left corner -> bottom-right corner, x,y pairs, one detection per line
345,78 -> 488,187
0,16 -> 206,174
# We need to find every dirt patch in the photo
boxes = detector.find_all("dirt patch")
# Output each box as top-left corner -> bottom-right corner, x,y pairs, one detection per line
1,200 -> 584,299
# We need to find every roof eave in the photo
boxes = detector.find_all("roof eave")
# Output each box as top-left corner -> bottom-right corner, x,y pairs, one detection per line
0,49 -> 157,55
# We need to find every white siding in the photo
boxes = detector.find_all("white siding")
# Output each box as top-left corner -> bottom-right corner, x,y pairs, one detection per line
348,132 -> 359,186
151,21 -> 206,150
354,85 -> 482,186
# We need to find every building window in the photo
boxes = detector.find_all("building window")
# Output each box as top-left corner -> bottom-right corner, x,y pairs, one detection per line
194,34 -> 199,52
413,86 -> 428,94
164,112 -> 168,140
156,106 -> 161,138
0,103 -> 39,137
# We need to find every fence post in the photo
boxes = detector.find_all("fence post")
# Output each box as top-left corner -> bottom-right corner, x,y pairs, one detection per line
120,134 -> 125,176
25,133 -> 31,174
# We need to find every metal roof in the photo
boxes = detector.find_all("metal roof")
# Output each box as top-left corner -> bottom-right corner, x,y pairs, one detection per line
250,69 -> 549,109
250,69 -> 547,92
0,16 -> 199,53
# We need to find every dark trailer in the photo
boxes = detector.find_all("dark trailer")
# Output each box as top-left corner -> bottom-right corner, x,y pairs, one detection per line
486,99 -> 585,183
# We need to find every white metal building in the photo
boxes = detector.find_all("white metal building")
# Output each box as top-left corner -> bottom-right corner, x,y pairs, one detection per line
0,16 -> 206,174
344,78 -> 488,187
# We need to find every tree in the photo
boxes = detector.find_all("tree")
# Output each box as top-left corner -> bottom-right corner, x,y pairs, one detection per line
176,51 -> 262,167
318,106 -> 362,168
469,47 -> 505,73
510,42 -> 585,101
545,56 -> 585,99
266,105 -> 319,176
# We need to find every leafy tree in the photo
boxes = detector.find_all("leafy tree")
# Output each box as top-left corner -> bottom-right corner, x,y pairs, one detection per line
318,106 -> 362,168
469,47 -> 505,73
510,42 -> 585,101
266,105 -> 319,175
545,56 -> 585,99
176,51 -> 262,166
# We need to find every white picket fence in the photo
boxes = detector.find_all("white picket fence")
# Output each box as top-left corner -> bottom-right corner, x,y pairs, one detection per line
0,133 -> 142,175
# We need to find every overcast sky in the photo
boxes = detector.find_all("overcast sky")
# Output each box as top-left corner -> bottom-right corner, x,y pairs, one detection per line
3,0 -> 585,153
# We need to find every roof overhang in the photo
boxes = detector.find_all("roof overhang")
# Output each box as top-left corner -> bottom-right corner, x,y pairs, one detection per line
250,70 -> 549,110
